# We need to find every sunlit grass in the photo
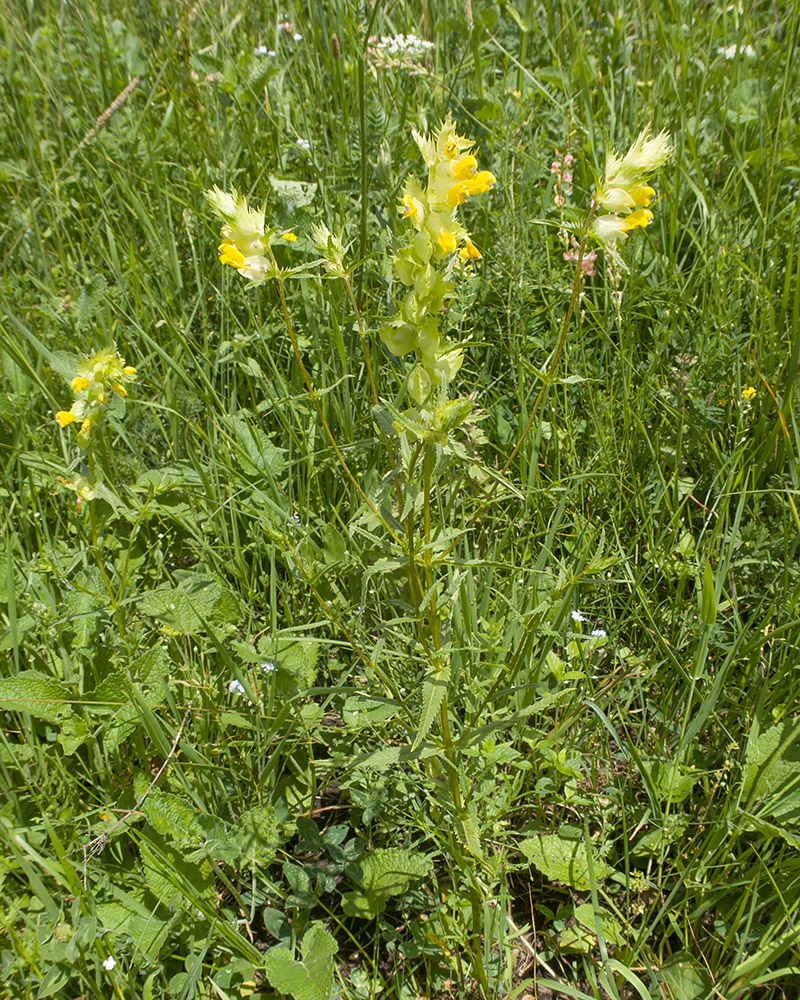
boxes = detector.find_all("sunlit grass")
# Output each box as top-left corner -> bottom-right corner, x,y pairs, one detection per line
1,1 -> 799,998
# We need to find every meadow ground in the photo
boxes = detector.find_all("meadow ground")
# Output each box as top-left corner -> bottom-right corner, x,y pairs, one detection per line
1,1 -> 800,998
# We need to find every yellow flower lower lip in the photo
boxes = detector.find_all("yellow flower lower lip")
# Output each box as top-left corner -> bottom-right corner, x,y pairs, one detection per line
447,183 -> 470,206
218,240 -> 245,269
56,411 -> 76,427
437,231 -> 456,254
465,171 -> 496,195
621,207 -> 653,231
460,238 -> 482,260
71,376 -> 89,392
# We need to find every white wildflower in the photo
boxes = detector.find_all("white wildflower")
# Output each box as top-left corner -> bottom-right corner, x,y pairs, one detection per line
228,679 -> 245,695
102,957 -> 116,971
571,610 -> 586,623
591,629 -> 607,638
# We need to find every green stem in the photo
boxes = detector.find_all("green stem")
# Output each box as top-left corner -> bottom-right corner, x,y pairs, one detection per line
87,448 -> 125,635
422,443 -> 490,999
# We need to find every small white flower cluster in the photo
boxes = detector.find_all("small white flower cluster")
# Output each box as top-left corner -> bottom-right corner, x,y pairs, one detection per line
296,138 -> 310,151
375,33 -> 434,59
718,43 -> 755,59
570,609 -> 607,639
254,45 -> 276,56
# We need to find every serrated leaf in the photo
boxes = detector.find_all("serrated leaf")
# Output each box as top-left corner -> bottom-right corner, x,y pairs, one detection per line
454,801 -> 483,860
0,671 -> 73,724
237,805 -> 280,866
519,830 -> 612,890
140,790 -> 206,850
263,922 -> 337,1000
413,660 -> 450,750
258,636 -> 319,695
343,694 -> 399,728
342,847 -> 432,918
138,576 -> 241,635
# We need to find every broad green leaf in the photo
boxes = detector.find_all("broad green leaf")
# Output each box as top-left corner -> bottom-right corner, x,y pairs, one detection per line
268,176 -> 318,208
37,963 -> 70,998
258,636 -> 319,695
237,805 -> 280,866
741,721 -> 800,843
519,830 -> 613,890
342,847 -> 432,918
138,577 -> 241,635
0,671 -> 73,724
139,788 -> 206,850
656,952 -> 711,999
228,412 -> 286,477
140,830 -> 215,906
263,922 -> 337,1000
559,903 -> 626,952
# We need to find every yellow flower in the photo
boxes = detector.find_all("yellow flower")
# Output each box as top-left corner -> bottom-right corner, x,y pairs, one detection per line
593,127 -> 671,243
219,239 -> 245,269
280,232 -> 298,241
56,410 -> 76,427
438,230 -> 456,254
71,376 -> 89,392
465,171 -> 496,195
742,385 -> 757,400
401,195 -> 420,219
123,366 -> 137,379
620,207 -> 653,231
452,155 -> 478,180
447,183 -> 470,206
459,238 -> 482,261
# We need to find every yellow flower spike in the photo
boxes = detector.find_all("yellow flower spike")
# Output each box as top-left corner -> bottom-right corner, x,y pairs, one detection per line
452,154 -> 478,180
280,232 -> 298,241
465,171 -> 497,195
620,207 -> 654,231
459,237 -> 482,261
447,183 -> 470,206
438,231 -> 456,254
218,240 -> 245,269
56,411 -> 76,428
71,376 -> 89,392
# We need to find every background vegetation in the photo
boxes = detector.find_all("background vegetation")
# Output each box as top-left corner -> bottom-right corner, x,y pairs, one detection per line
1,0 -> 799,997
